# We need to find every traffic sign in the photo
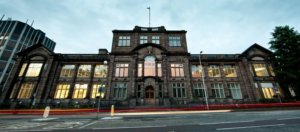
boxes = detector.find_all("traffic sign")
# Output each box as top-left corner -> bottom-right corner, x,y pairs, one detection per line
98,86 -> 105,93
43,106 -> 50,118
273,86 -> 277,91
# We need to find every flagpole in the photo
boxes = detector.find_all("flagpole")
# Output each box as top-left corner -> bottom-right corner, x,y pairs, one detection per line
147,7 -> 150,27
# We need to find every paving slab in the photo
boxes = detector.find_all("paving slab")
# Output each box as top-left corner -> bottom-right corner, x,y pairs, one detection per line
31,118 -> 58,122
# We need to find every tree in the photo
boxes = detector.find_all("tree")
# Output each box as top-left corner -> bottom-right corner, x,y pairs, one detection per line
269,25 -> 300,99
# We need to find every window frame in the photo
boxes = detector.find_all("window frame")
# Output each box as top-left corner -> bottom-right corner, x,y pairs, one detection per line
60,65 -> 75,77
193,84 -> 206,98
171,64 -> 184,77
115,64 -> 129,77
25,63 -> 43,77
94,65 -> 107,77
72,84 -> 88,99
211,83 -> 225,98
208,65 -> 220,77
118,36 -> 130,46
113,83 -> 127,99
172,83 -> 186,98
253,63 -> 269,76
54,84 -> 70,99
77,65 -> 91,77
152,36 -> 160,44
140,36 -> 148,44
144,56 -> 156,76
169,37 -> 181,46
17,83 -> 35,98
91,84 -> 105,99
223,65 -> 237,77
191,65 -> 204,77
228,84 -> 242,99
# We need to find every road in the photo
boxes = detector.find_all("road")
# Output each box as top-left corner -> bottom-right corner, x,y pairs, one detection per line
0,110 -> 300,132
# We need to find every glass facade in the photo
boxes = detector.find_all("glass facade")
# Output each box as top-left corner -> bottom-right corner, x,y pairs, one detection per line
17,83 -> 34,98
60,65 -> 75,77
191,65 -> 204,77
94,65 -> 107,77
25,63 -> 43,77
223,65 -> 237,77
77,65 -> 91,77
73,84 -> 88,99
208,65 -> 220,77
54,84 -> 70,99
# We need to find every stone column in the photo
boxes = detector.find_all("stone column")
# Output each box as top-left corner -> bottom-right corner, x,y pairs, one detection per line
85,64 -> 95,99
67,64 -> 79,99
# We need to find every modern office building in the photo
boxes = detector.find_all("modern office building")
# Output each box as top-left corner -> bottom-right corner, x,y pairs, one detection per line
0,26 -> 292,109
0,17 -> 56,92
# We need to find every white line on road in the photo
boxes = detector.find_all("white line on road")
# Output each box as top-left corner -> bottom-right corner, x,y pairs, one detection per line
199,121 -> 254,125
93,125 -> 167,129
78,121 -> 98,129
277,117 -> 300,120
216,124 -> 285,130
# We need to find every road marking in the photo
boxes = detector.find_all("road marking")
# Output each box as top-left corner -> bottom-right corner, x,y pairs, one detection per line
199,121 -> 254,125
277,117 -> 300,120
78,121 -> 98,129
93,125 -> 167,129
216,124 -> 285,130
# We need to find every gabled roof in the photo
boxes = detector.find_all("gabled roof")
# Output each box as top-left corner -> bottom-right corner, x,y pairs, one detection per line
240,43 -> 272,56
17,43 -> 55,56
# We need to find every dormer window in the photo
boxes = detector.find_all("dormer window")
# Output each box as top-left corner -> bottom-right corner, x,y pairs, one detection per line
140,36 -> 148,44
141,28 -> 148,31
152,28 -> 158,31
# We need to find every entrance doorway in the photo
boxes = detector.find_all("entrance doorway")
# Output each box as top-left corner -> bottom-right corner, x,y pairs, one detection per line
145,86 -> 155,105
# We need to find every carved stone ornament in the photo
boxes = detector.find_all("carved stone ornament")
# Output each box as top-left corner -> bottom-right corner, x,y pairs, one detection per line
147,46 -> 152,54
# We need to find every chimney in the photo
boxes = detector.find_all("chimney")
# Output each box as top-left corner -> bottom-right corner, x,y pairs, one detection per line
98,49 -> 108,54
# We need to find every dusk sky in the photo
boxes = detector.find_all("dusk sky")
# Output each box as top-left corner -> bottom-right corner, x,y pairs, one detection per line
1,0 -> 299,54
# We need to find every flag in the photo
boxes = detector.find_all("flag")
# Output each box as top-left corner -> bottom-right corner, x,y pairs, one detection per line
147,7 -> 150,9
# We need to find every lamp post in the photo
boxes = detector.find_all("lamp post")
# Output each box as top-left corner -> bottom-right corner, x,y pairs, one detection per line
199,51 -> 209,110
97,60 -> 107,118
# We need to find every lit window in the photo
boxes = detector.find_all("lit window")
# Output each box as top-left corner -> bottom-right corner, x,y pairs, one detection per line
157,63 -> 162,77
54,84 -> 70,99
113,83 -> 127,99
115,64 -> 129,77
171,64 -> 184,77
208,65 -> 220,77
17,83 -> 34,98
136,84 -> 141,98
138,64 -> 143,77
262,88 -> 275,98
158,84 -> 163,98
211,84 -> 225,98
268,64 -> 275,76
194,84 -> 206,98
144,56 -> 155,76
60,65 -> 75,77
73,84 -> 88,99
91,84 -> 105,99
25,63 -> 43,77
19,63 -> 27,76
140,36 -> 148,44
169,37 -> 181,46
10,84 -> 18,98
228,84 -> 242,99
191,65 -> 204,77
77,65 -> 91,77
223,65 -> 237,77
118,36 -> 130,46
172,83 -> 186,98
94,65 -> 107,77
152,36 -> 159,44
253,64 -> 269,76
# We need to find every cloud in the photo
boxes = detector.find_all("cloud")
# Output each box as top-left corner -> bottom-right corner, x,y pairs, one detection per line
1,0 -> 300,54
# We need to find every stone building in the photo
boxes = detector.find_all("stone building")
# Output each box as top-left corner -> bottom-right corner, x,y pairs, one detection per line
0,26 -> 292,108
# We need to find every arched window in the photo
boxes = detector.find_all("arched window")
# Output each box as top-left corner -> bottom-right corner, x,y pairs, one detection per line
144,56 -> 155,76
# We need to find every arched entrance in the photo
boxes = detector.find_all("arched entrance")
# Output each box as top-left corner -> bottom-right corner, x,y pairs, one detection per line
145,86 -> 155,105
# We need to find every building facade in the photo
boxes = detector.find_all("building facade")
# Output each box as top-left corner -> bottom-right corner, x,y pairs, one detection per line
0,26 -> 292,108
0,18 -> 56,91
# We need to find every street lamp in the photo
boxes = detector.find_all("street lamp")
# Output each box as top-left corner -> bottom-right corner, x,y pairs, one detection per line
97,60 -> 107,118
199,51 -> 209,110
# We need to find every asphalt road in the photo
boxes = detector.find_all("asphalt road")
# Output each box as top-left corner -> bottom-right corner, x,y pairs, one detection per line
0,110 -> 300,132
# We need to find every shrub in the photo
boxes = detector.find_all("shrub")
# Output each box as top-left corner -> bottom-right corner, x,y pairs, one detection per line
18,104 -> 30,109
80,104 -> 89,108
259,98 -> 276,103
60,104 -> 70,109
0,103 -> 10,109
